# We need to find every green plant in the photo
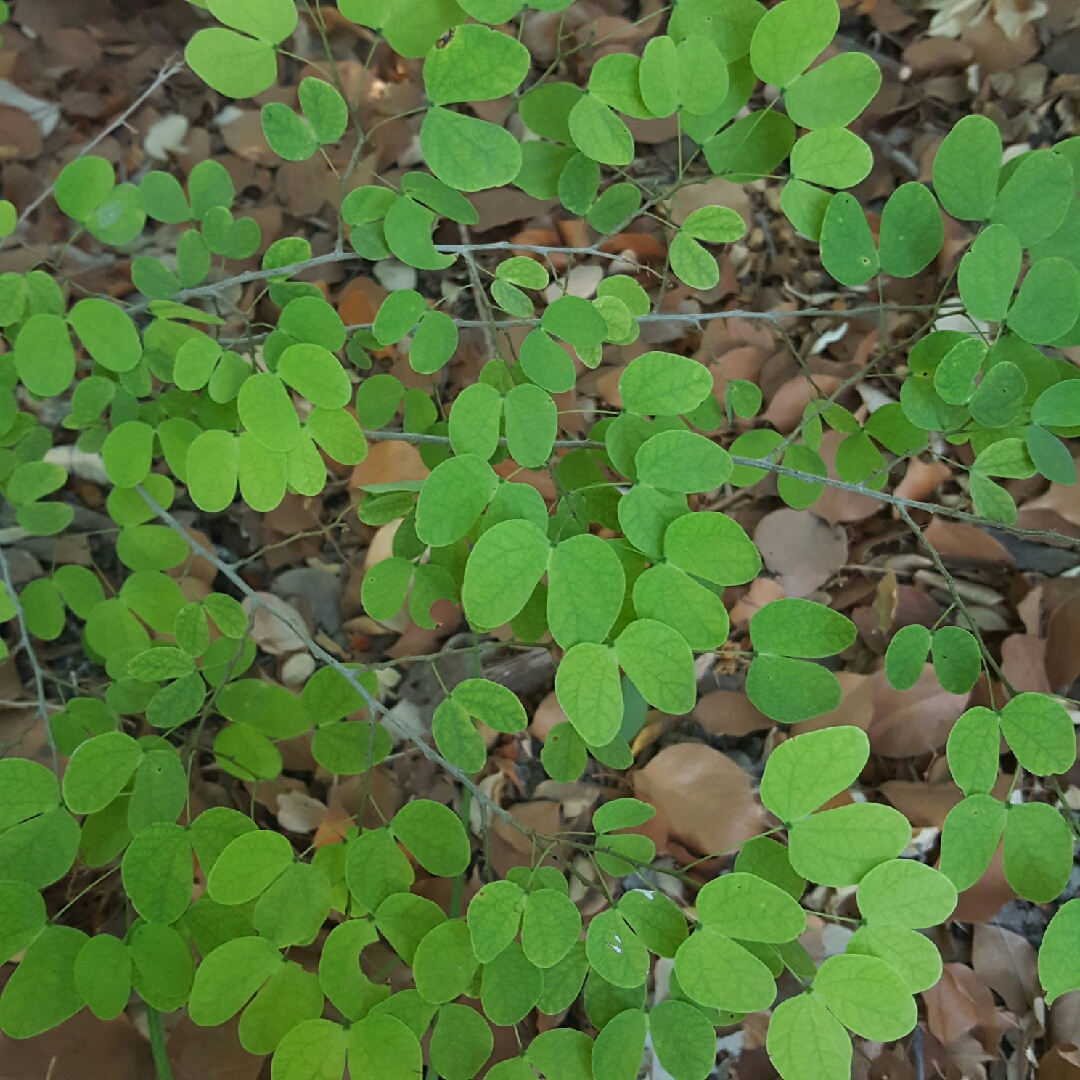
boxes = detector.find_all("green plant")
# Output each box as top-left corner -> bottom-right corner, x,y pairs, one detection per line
0,0 -> 1078,1078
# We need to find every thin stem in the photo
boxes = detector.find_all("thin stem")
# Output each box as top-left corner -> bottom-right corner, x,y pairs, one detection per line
146,1006 -> 174,1080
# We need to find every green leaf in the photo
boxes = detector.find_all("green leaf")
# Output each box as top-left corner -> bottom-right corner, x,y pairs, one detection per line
349,1014 -> 424,1080
638,35 -> 679,118
736,836 -> 806,901
346,828 -> 414,913
504,382 -> 558,468
75,934 -> 131,1020
279,296 -> 346,351
749,598 -> 855,658
674,926 -> 776,1012
424,23 -> 529,105
271,1019 -> 347,1080
407,312 -> 459,377
789,803 -> 911,887
681,206 -> 746,244
462,518 -> 550,630
384,196 -> 456,271
85,182 -> 145,245
846,925 -> 942,994
468,879 -> 525,963
1002,801 -> 1074,902
1032,379 -> 1080,428
190,806 -> 258,878
128,749 -> 188,832
932,114 -> 1000,221
207,0 -> 297,41
0,879 -> 46,964
519,81 -> 582,142
0,805 -> 79,888
121,821 -> 193,924
1039,899 -> 1080,1005
541,721 -> 587,781
413,920 -> 478,1004
663,510 -> 760,585
819,192 -> 878,286
766,993 -> 851,1080
128,921 -> 194,1012
452,678 -> 527,733
19,578 -> 64,641
999,691 -> 1076,776
670,231 -> 719,290
946,706 -> 1000,796
1007,257 -> 1080,345
568,94 -> 635,166
421,107 -> 522,192
62,730 -> 142,815
934,337 -> 987,405
298,77 -> 348,143
66,300 -> 139,367
676,35 -> 729,117
930,625 -> 981,694
939,794 -> 1007,892
856,859 -> 957,927
392,799 -> 470,877
416,455 -> 497,547
253,861 -> 332,947
783,52 -> 881,129
703,110 -> 795,182
261,103 -> 318,161
207,829 -> 294,905
968,472 -> 1017,527
619,351 -> 711,416
813,953 -> 916,1041
102,420 -> 154,487
790,128 -> 873,190
586,908 -> 649,988
780,178 -> 831,241
1027,424 -> 1076,485
587,183 -> 643,234
188,935 -> 283,1026
760,725 -> 870,823
991,148 -> 1074,247
547,534 -> 624,649
0,757 -> 59,829
431,1003 -> 494,1080
632,563 -> 730,651
522,887 -> 582,970
481,942 -> 544,1027
239,960 -> 324,1055
0,925 -> 87,1039
432,698 -> 486,773
449,382 -> 502,459
542,295 -> 608,348
958,224 -> 1022,321
552,642 -> 620,747
185,29 -> 278,99
697,872 -> 806,943
54,155 -> 114,222
749,0 -> 838,88
878,182 -> 943,278
14,313 -> 75,396
528,1029 -> 594,1080
591,1007 -> 646,1080
238,372 -> 301,451
615,618 -> 696,714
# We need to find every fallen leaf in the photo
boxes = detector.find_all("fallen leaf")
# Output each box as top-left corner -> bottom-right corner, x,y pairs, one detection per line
244,592 -> 309,656
1040,1044 -> 1080,1080
950,844 -> 1017,923
924,963 -> 1002,1047
729,577 -> 787,628
921,518 -> 1014,565
1046,592 -> 1080,693
168,1014 -> 264,1080
754,509 -> 848,598
633,743 -> 764,857
530,692 -> 566,743
763,375 -> 842,434
693,691 -> 774,737
792,672 -> 874,734
350,440 -> 428,490
276,790 -> 329,833
1000,634 -> 1052,695
867,664 -> 969,758
894,458 -> 953,503
812,430 -> 884,523
971,923 -> 1038,1018
671,177 -> 752,228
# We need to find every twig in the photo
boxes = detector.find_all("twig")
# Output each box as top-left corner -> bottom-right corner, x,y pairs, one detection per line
0,59 -> 186,255
135,485 -> 525,836
0,545 -> 56,772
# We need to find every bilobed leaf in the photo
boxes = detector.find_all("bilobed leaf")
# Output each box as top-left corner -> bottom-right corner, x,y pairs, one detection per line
1007,257 -> 1080,345
931,626 -> 982,694
767,992 -> 851,1080
847,925 -> 942,995
632,563 -> 729,651
934,337 -> 986,405
856,859 -> 957,928
207,829 -> 294,906
1039,899 -> 1080,1005
391,799 -> 470,877
504,382 -> 558,468
663,510 -> 760,585
783,52 -> 881,129
674,926 -> 776,1013
569,94 -> 635,166
62,731 -> 142,815
261,102 -> 317,161
272,1019 -> 347,1080
384,196 -> 456,271
547,533 -> 625,649
298,77 -> 348,144
790,128 -> 873,190
463,518 -> 550,630
760,725 -> 870,823
0,879 -> 46,964
1002,800 -> 1074,903
54,155 -> 114,222
121,821 -> 193,924
412,920 -> 478,1004
677,35 -> 729,117
780,178 -> 831,241
188,934 -> 283,1026
185,29 -> 278,99
998,692 -> 1076,776
938,794 -> 1007,892
697,872 -> 806,943
421,108 -> 522,193
991,148 -> 1074,247
749,0 -> 838,88
703,110 -> 795,182
468,879 -> 525,963
586,908 -> 649,989
819,192 -> 878,286
416,454 -> 498,547
747,654 -> 843,724
555,642 -> 623,746
946,706 -> 1000,796
788,803 -> 911,887
0,924 -> 87,1039
878,182 -> 944,278
615,619 -> 696,715
812,953 -> 917,1042
424,23 -> 529,105
749,598 -> 855,658
520,329 -> 576,393
958,224 -> 1022,321
932,114 -> 1000,222
670,230 -> 719,290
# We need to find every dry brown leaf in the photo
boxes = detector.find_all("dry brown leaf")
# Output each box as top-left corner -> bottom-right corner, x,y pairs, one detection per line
792,672 -> 874,735
924,964 -> 1001,1047
753,509 -> 848,598
762,375 -> 842,434
951,845 -> 1017,923
971,924 -> 1039,1018
1040,1045 -> 1080,1080
530,692 -> 566,743
1052,994 -> 1080,1049
867,664 -> 969,757
894,458 -> 953,503
920,518 -> 1014,564
168,1015 -> 264,1080
1016,468 -> 1080,526
1046,593 -> 1080,693
812,430 -> 884,523
693,691 -> 774,736
729,577 -> 787,628
671,177 -> 752,228
633,743 -> 764,857
493,800 -> 562,854
244,592 -> 309,656
220,110 -> 277,166
1000,634 -> 1052,695
350,440 -> 428,491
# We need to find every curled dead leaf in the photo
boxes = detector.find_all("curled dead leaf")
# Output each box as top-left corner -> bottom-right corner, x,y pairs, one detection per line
754,509 -> 848,598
